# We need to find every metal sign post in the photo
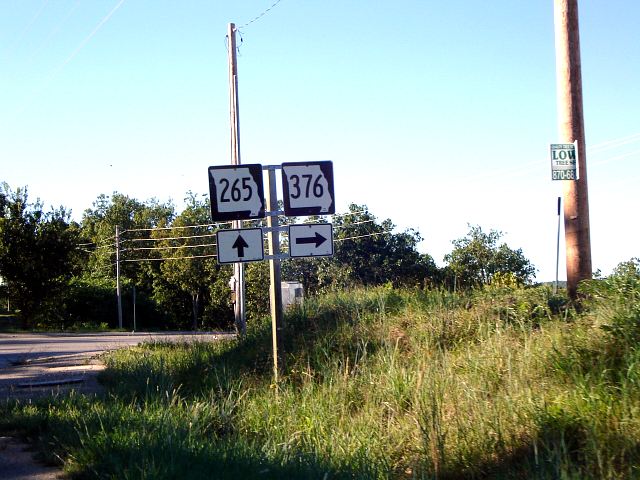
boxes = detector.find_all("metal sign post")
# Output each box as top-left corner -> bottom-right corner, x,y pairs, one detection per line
555,197 -> 561,294
265,166 -> 285,382
209,160 -> 336,384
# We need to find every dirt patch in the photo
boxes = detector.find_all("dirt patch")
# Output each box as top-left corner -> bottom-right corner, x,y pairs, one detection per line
0,436 -> 62,480
0,352 -> 105,402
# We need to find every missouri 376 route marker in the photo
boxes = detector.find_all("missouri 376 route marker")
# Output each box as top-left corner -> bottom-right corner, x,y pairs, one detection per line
281,161 -> 335,216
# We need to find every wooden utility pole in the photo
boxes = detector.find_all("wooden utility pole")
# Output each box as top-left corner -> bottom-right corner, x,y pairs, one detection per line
228,22 -> 246,333
115,225 -> 123,329
553,0 -> 592,299
265,166 -> 284,382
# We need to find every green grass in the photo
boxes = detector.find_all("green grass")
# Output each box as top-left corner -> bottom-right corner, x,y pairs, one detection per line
2,274 -> 640,479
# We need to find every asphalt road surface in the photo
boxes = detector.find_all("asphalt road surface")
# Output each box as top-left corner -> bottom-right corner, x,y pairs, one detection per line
0,331 -> 233,400
0,332 -> 233,479
0,331 -> 232,369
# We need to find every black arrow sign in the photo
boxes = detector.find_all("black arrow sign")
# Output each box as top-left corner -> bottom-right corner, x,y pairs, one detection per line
232,235 -> 249,257
295,232 -> 327,248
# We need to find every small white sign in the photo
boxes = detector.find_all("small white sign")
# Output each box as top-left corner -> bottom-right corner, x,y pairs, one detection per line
289,223 -> 333,258
216,228 -> 264,264
282,161 -> 335,216
550,142 -> 579,181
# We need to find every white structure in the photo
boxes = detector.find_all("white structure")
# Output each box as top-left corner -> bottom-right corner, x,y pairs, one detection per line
281,281 -> 304,310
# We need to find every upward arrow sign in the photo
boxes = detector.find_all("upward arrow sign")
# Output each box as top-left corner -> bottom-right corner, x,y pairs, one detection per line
232,235 -> 249,257
216,228 -> 264,264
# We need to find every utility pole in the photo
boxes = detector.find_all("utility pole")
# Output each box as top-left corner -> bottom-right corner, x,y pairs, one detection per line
115,225 -> 123,329
228,22 -> 246,334
553,0 -> 592,299
265,166 -> 284,382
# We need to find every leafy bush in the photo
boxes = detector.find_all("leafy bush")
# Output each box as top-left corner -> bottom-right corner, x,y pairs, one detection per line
580,258 -> 640,348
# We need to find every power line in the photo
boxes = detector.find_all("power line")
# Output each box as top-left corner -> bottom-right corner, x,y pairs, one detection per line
334,230 -> 394,243
588,131 -> 640,153
456,131 -> 640,184
237,0 -> 285,30
122,243 -> 217,253
123,232 -> 218,243
25,0 -> 82,67
3,0 -> 50,58
589,149 -> 640,168
122,253 -> 218,263
123,221 -> 230,233
14,0 -> 127,116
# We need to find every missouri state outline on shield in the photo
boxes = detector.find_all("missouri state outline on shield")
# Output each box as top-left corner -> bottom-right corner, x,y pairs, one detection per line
282,162 -> 335,215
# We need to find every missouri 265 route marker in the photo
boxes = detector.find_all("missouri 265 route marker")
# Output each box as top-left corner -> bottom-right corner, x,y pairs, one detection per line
208,164 -> 265,221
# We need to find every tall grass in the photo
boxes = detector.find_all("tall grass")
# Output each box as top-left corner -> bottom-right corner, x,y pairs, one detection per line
2,269 -> 640,478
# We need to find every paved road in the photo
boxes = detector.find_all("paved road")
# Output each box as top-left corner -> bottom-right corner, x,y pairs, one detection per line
0,332 -> 234,479
0,331 -> 233,369
0,331 -> 234,400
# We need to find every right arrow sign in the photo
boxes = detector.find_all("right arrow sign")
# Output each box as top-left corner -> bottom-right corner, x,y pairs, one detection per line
289,223 -> 334,258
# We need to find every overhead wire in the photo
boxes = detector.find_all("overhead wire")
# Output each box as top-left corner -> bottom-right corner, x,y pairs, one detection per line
122,221 -> 230,233
123,232 -> 218,243
14,0 -> 127,116
25,0 -> 81,66
122,253 -> 218,263
588,131 -> 640,152
334,230 -> 394,243
455,131 -> 640,184
237,0 -> 285,31
122,243 -> 217,253
3,0 -> 50,57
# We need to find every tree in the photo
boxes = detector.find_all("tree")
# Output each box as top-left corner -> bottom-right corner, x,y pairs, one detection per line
444,224 -> 535,289
157,193 -> 228,330
0,183 -> 80,327
80,192 -> 175,281
283,204 -> 437,292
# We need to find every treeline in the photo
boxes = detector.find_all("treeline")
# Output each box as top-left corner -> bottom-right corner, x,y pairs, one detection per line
0,182 -> 535,330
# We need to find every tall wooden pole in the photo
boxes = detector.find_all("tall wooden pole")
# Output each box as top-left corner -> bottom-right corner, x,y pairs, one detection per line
553,0 -> 592,299
115,225 -> 123,329
228,22 -> 246,333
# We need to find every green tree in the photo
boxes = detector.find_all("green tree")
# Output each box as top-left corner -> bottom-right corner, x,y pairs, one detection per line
80,193 -> 176,328
80,192 -> 175,280
444,224 -> 535,289
283,204 -> 437,293
157,193 -> 229,330
0,183 -> 80,327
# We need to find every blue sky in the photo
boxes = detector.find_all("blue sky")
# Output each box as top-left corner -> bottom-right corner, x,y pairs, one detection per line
1,1 -> 639,281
